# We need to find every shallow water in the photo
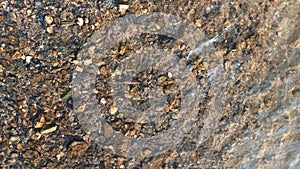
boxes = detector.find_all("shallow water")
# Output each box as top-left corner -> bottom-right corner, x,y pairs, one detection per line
72,0 -> 299,168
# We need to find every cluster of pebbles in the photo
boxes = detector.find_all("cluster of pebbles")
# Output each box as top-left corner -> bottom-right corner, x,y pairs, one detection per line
1,0 -> 299,168
93,34 -> 185,139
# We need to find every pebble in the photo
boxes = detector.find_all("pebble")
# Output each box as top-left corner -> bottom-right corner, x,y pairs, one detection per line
83,59 -> 93,66
73,60 -> 79,65
34,116 -> 46,128
119,46 -> 126,55
143,149 -> 152,156
56,152 -> 65,161
10,136 -> 20,142
70,141 -> 89,156
75,66 -> 84,72
43,107 -> 51,113
47,26 -> 53,33
168,72 -> 172,78
17,143 -> 23,150
100,98 -> 106,104
109,106 -> 118,114
41,126 -> 57,134
78,104 -> 86,113
69,116 -> 75,122
25,56 -> 32,64
34,122 -> 43,129
45,15 -> 53,24
88,45 -> 95,54
77,17 -> 84,26
119,4 -> 129,15
27,9 -> 32,16
99,66 -> 107,75
195,19 -> 202,27
84,18 -> 89,24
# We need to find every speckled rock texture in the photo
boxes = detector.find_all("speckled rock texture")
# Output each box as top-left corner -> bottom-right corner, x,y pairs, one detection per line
0,0 -> 299,168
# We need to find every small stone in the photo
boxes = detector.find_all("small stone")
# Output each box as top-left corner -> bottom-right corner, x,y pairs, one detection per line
241,41 -> 246,49
99,66 -> 107,75
119,46 -> 126,55
195,19 -> 202,27
143,149 -> 152,156
17,100 -> 27,108
25,56 -> 32,64
31,132 -> 42,140
202,62 -> 208,69
21,108 -> 27,113
117,113 -> 124,118
34,122 -> 43,128
56,152 -> 64,160
106,98 -> 113,105
35,1 -> 42,8
75,66 -> 84,72
77,17 -> 84,26
53,61 -> 60,67
45,15 -> 53,25
142,9 -> 148,13
41,126 -> 57,134
70,141 -> 88,156
40,116 -> 46,124
83,135 -> 89,142
83,59 -> 93,66
85,18 -> 89,24
168,72 -> 172,78
78,104 -> 86,112
100,98 -> 106,104
119,4 -> 129,15
44,106 -> 51,113
73,60 -> 79,65
109,106 -> 118,115
144,87 -> 150,93
47,26 -> 53,33
17,143 -> 23,150
130,130 -> 136,136
11,153 -> 19,158
69,116 -> 75,122
88,45 -> 95,54
27,9 -> 32,16
10,136 -> 20,142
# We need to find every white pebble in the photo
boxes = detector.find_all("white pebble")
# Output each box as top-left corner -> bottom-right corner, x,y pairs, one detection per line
100,98 -> 106,104
77,17 -> 84,26
168,72 -> 172,78
25,56 -> 32,64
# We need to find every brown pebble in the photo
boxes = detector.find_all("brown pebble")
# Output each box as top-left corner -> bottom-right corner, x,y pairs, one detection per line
41,126 -> 57,134
119,46 -> 126,55
70,141 -> 89,156
99,66 -> 107,75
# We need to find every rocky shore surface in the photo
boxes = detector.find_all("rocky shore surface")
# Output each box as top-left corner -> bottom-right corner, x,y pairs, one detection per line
0,0 -> 299,168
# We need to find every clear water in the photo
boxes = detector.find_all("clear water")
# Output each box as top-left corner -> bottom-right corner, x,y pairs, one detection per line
73,0 -> 299,168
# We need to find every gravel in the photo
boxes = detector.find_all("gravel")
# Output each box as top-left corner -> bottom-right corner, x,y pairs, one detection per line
0,0 -> 299,168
